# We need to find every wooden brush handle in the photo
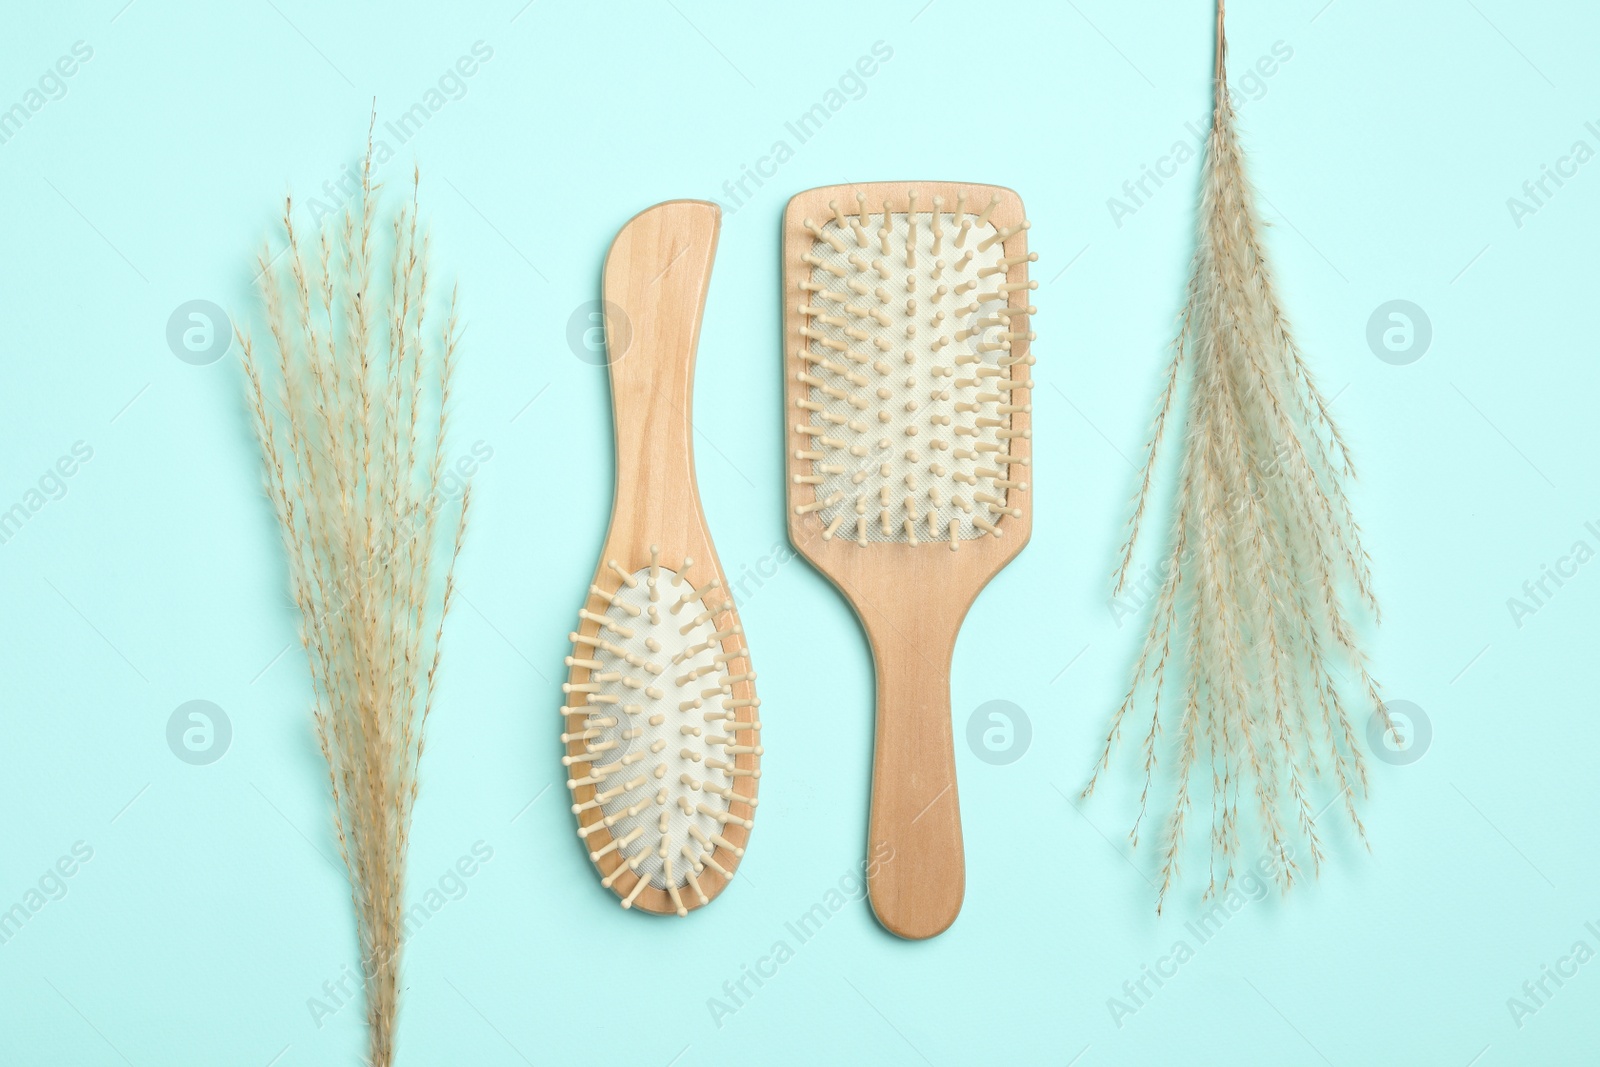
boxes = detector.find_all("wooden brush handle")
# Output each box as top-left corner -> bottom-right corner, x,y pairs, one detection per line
864,603 -> 965,940
602,200 -> 720,528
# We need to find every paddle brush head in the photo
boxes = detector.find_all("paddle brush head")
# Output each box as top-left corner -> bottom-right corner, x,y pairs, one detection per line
785,183 -> 1035,550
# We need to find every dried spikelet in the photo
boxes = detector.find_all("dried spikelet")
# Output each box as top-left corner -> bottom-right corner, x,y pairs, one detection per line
1083,1 -> 1386,912
237,118 -> 468,1065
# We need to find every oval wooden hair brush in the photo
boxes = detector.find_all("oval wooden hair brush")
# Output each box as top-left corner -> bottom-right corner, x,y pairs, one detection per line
783,183 -> 1036,939
561,200 -> 761,916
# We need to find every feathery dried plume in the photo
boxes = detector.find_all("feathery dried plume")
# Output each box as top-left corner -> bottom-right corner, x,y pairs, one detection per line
1083,1 -> 1386,912
237,121 -> 468,1065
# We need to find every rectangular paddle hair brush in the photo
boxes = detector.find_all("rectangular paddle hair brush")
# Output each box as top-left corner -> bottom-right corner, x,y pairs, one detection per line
782,182 -> 1035,938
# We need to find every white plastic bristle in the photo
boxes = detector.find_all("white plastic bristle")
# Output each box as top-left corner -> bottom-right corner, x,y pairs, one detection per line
805,218 -> 847,252
600,855 -> 639,889
975,492 -> 1023,518
681,849 -> 710,904
905,190 -> 918,267
665,855 -> 687,916
678,609 -> 718,636
673,579 -> 720,613
688,824 -> 745,861
699,804 -> 754,830
695,845 -> 733,880
803,252 -> 846,278
589,826 -> 643,862
702,782 -> 754,805
974,193 -> 1001,228
590,585 -> 642,617
578,609 -> 633,638
977,219 -> 1030,253
621,866 -> 652,909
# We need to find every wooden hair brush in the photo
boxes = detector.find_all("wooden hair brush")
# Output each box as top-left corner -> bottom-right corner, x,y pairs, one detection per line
782,183 -> 1035,938
561,200 -> 761,915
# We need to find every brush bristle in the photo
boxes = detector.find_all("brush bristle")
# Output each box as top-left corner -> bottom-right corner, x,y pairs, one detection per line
563,545 -> 759,913
792,188 -> 1036,550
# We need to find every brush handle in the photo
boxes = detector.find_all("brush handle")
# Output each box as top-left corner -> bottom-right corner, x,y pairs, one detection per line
602,200 -> 721,534
864,603 -> 965,940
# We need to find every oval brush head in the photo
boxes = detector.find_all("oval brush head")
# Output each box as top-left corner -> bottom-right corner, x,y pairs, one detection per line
563,548 -> 761,915
792,187 -> 1035,546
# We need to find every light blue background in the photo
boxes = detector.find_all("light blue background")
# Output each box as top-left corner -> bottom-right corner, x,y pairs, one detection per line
2,1 -> 1597,1064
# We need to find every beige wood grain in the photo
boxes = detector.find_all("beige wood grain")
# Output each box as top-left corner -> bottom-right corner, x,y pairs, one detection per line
563,200 -> 758,916
782,182 -> 1033,939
